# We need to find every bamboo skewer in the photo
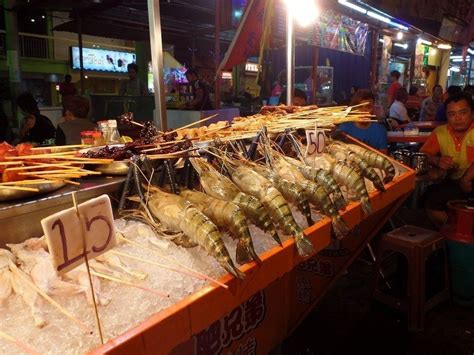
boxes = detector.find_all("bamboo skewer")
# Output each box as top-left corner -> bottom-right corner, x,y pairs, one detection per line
31,144 -> 91,151
90,270 -> 169,298
115,235 -> 229,289
8,262 -> 89,333
0,328 -> 40,355
4,163 -> 75,171
163,114 -> 219,136
0,185 -> 39,192
0,179 -> 55,186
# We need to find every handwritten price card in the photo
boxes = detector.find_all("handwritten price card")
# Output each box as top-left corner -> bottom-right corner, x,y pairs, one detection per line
41,195 -> 116,275
305,129 -> 326,157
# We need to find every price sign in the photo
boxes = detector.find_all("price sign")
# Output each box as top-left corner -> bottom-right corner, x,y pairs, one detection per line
41,195 -> 116,276
305,129 -> 326,157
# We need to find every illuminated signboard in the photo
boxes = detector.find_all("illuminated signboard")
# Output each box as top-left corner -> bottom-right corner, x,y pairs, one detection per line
245,62 -> 259,72
71,47 -> 136,73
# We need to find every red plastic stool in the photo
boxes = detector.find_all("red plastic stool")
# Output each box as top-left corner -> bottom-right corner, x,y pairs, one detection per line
373,225 -> 450,331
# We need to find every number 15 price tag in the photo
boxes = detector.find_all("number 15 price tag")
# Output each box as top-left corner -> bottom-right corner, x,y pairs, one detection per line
305,129 -> 326,157
41,195 -> 116,276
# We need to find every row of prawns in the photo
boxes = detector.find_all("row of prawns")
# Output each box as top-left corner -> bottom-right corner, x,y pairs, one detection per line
143,139 -> 396,280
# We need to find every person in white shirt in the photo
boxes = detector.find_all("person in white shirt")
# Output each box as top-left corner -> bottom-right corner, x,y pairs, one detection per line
389,87 -> 411,123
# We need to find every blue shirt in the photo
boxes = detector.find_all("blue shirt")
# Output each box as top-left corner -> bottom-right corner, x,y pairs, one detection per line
338,122 -> 388,150
435,103 -> 447,122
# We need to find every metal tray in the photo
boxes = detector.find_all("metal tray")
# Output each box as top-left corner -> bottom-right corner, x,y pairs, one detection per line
0,181 -> 66,202
80,144 -> 130,176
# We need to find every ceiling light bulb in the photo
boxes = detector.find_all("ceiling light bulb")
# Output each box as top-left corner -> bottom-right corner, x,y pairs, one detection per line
437,43 -> 452,50
286,0 -> 320,27
396,31 -> 403,40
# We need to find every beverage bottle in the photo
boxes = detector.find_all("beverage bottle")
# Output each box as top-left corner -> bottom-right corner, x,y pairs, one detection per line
107,120 -> 121,144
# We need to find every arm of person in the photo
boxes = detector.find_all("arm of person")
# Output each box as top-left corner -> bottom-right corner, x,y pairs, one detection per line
400,105 -> 411,123
420,133 -> 455,170
187,88 -> 204,110
459,163 -> 474,193
55,127 -> 66,146
140,81 -> 148,96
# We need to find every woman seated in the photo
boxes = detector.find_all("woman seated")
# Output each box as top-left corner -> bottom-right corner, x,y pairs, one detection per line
338,89 -> 388,153
56,96 -> 97,145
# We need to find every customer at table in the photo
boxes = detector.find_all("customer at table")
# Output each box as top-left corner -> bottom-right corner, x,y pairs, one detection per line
420,93 -> 474,228
16,92 -> 56,145
420,84 -> 443,121
338,89 -> 388,153
406,86 -> 421,111
279,88 -> 307,106
184,68 -> 213,110
435,85 -> 462,122
56,96 -> 96,145
387,70 -> 402,107
119,63 -> 148,96
389,88 -> 411,123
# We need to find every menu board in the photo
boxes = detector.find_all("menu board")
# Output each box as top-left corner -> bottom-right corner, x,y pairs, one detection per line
71,47 -> 136,73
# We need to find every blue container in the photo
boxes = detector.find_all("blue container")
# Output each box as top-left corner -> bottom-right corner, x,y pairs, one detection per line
446,239 -> 474,306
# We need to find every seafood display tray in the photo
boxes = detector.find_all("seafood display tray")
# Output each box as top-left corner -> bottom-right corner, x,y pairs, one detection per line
0,176 -> 126,248
91,155 -> 415,354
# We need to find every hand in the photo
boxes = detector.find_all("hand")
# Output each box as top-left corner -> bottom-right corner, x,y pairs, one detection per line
459,176 -> 473,193
438,156 -> 455,170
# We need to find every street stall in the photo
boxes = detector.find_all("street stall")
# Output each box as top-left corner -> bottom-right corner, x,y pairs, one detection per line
0,103 -> 415,354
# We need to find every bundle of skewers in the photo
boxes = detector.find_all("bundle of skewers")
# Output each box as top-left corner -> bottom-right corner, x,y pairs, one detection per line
0,142 -> 112,190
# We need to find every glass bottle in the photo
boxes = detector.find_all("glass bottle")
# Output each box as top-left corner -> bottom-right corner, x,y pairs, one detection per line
107,120 -> 121,144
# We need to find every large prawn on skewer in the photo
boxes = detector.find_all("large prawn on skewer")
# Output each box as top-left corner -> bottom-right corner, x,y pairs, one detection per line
189,157 -> 282,247
180,189 -> 261,265
213,154 -> 314,257
146,186 -> 245,279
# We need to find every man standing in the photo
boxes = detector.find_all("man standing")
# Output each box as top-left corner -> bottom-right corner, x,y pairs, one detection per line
59,74 -> 77,100
387,70 -> 402,107
421,93 -> 474,228
119,63 -> 148,96
184,68 -> 212,110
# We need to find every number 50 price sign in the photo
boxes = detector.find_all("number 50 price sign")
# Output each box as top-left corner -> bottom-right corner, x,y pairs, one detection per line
41,194 -> 116,276
305,128 -> 326,157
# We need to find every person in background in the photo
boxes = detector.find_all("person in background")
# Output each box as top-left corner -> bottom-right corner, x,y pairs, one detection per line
271,70 -> 286,98
56,96 -> 96,145
387,70 -> 402,107
464,85 -> 474,100
338,89 -> 388,153
389,88 -> 410,123
16,92 -> 55,145
119,63 -> 148,96
420,93 -> 474,228
58,74 -> 77,100
420,84 -> 443,121
350,86 -> 359,96
0,100 -> 13,143
406,86 -> 421,111
279,88 -> 307,106
184,68 -> 213,110
435,85 -> 462,122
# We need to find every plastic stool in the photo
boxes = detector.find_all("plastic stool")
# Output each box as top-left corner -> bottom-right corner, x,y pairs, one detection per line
373,225 -> 450,331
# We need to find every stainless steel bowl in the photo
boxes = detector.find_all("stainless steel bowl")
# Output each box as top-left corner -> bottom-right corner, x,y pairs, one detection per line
95,160 -> 130,175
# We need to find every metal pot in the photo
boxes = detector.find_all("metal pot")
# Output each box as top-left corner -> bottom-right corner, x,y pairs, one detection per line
393,150 -> 412,167
411,152 -> 429,175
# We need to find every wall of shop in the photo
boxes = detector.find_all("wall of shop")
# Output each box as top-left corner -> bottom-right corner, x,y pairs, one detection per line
269,43 -> 372,104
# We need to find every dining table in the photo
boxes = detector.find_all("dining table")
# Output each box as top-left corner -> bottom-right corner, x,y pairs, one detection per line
387,131 -> 432,143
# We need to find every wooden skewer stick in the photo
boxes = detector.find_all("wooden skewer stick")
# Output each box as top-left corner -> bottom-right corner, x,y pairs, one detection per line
19,170 -> 91,176
90,270 -> 169,298
0,179 -> 54,186
31,144 -> 91,151
115,235 -> 229,289
4,152 -> 77,159
0,185 -> 39,192
164,113 -> 219,135
0,161 -> 23,166
0,328 -> 40,355
4,163 -> 74,171
8,262 -> 89,333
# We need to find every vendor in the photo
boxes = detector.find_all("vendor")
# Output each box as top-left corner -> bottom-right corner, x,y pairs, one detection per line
279,88 -> 307,106
338,89 -> 388,153
56,96 -> 96,145
184,68 -> 213,110
421,93 -> 474,228
119,63 -> 148,96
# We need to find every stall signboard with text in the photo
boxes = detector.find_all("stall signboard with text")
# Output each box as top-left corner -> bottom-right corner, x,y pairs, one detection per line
71,47 -> 136,73
41,195 -> 116,275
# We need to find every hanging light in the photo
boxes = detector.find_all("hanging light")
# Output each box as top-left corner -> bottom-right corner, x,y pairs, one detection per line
285,0 -> 320,27
337,0 -> 367,14
437,43 -> 452,50
417,39 -> 432,46
367,11 -> 390,23
30,18 -> 35,22
394,43 -> 408,50
396,31 -> 403,40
